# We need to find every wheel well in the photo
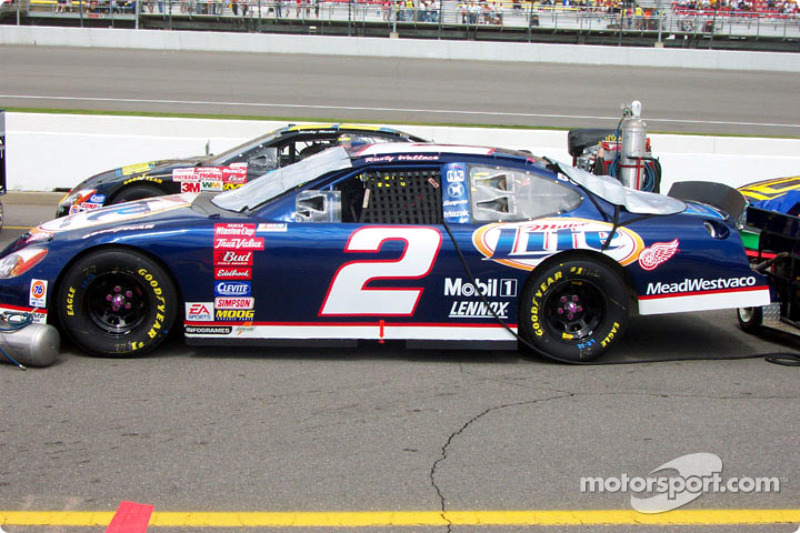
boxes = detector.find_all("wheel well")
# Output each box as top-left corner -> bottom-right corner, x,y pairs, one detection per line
518,250 -> 637,315
109,182 -> 166,205
50,244 -> 184,330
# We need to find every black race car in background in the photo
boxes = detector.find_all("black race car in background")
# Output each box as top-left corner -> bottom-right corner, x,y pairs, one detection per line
56,124 -> 425,217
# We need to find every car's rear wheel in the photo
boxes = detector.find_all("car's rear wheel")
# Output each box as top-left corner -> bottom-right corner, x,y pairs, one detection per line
57,249 -> 177,357
737,307 -> 763,334
520,258 -> 629,363
113,184 -> 164,204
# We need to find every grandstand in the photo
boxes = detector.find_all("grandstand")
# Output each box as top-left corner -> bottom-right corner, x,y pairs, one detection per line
1,0 -> 798,50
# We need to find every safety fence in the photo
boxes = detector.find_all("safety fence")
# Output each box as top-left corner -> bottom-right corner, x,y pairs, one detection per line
2,0 -> 800,40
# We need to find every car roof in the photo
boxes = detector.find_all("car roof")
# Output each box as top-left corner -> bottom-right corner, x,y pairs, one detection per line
351,142 -> 541,165
276,123 -> 423,139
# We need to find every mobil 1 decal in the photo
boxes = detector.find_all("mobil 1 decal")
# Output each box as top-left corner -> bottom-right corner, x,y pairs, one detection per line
442,163 -> 470,223
472,218 -> 644,270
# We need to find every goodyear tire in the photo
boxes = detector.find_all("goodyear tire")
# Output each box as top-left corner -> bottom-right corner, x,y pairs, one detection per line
520,259 -> 628,363
113,184 -> 164,204
737,307 -> 763,334
57,249 -> 177,357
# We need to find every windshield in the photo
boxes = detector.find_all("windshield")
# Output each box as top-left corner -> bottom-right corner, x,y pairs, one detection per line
212,146 -> 353,212
557,162 -> 686,216
209,131 -> 282,164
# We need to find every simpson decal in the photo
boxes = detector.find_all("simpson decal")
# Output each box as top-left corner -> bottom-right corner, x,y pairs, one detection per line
472,218 -> 644,271
214,297 -> 255,310
639,239 -> 679,271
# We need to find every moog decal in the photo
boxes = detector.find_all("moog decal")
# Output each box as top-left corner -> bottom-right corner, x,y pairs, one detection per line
472,218 -> 644,271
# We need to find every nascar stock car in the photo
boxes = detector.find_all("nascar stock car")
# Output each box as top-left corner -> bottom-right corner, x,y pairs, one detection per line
0,143 -> 772,363
55,124 -> 425,218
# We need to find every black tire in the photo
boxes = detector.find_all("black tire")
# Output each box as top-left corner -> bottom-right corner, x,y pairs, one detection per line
520,259 -> 629,363
112,184 -> 164,204
737,307 -> 763,334
57,249 -> 177,357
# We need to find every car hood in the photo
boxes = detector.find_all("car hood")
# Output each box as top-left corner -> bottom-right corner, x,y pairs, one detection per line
78,156 -> 211,188
37,193 -> 205,238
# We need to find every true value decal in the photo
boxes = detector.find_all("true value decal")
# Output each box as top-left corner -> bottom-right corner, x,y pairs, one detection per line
472,218 -> 644,270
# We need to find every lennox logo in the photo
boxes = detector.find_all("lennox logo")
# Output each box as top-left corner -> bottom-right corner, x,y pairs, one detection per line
646,276 -> 757,295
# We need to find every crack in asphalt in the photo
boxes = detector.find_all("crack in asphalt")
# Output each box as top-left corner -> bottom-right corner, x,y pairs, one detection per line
429,392 -> 574,533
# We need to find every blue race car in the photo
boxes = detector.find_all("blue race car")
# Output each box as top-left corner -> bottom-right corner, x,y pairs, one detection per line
0,143 -> 771,362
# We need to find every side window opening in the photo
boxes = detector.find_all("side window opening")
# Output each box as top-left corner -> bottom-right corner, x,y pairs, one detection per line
470,165 -> 582,222
338,168 -> 443,225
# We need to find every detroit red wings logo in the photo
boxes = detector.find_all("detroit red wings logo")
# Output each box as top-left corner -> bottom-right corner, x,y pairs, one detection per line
639,239 -> 679,271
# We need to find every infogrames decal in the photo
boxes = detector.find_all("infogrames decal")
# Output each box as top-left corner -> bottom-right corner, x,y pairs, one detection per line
472,218 -> 645,271
37,195 -> 194,234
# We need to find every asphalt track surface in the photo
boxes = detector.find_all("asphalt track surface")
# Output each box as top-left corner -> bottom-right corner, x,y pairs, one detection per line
1,45 -> 800,136
0,45 -> 800,532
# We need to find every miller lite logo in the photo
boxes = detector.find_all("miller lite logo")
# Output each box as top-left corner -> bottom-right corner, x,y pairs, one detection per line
472,218 -> 644,271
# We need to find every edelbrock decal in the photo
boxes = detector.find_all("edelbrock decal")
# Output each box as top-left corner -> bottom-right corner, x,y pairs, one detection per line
472,218 -> 644,271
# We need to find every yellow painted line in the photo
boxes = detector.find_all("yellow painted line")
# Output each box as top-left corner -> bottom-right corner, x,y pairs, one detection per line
2,509 -> 800,527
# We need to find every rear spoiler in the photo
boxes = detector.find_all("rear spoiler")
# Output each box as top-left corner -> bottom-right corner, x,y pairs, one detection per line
668,181 -> 746,221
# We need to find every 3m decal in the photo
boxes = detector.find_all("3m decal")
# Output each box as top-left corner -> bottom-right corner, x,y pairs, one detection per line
639,239 -> 679,271
473,218 -> 644,271
181,182 -> 200,193
29,279 -> 47,307
320,227 -> 442,316
186,302 -> 214,321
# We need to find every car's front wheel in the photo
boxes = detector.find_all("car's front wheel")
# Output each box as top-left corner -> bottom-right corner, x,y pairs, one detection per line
520,258 -> 629,363
57,249 -> 177,357
112,184 -> 164,204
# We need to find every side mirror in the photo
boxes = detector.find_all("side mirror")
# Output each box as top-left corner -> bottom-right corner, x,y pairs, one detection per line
296,191 -> 341,223
249,148 -> 279,172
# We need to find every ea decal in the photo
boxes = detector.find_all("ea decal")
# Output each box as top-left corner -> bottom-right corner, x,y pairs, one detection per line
472,218 -> 645,271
